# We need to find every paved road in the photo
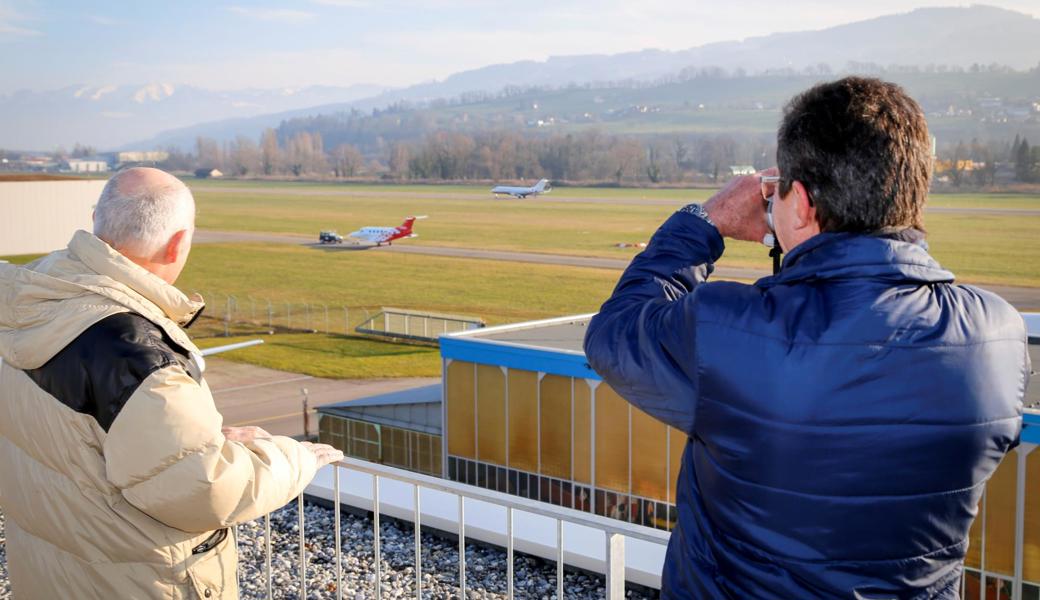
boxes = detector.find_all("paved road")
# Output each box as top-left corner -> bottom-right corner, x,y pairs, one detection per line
205,357 -> 438,439
189,185 -> 1040,216
195,229 -> 1040,310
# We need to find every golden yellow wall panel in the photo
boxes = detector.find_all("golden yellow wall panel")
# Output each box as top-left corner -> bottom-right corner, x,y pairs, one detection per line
595,385 -> 630,494
984,452 -> 1018,577
447,360 -> 475,458
573,381 -> 593,484
477,364 -> 507,466
508,369 -> 539,472
540,375 -> 573,479
631,407 -> 668,501
1023,449 -> 1040,582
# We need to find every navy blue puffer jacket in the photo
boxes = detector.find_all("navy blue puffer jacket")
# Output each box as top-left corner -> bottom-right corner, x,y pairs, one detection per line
584,212 -> 1028,599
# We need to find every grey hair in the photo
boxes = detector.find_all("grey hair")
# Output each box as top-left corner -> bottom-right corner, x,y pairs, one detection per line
93,170 -> 195,257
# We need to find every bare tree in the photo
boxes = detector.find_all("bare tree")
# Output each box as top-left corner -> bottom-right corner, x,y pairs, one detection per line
331,144 -> 365,178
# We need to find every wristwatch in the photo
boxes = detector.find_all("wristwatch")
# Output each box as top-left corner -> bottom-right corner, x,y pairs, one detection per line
678,203 -> 716,228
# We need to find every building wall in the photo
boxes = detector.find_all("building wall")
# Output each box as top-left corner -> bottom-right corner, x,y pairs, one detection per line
444,359 -> 685,531
319,414 -> 442,477
963,447 -> 1040,592
0,180 -> 106,256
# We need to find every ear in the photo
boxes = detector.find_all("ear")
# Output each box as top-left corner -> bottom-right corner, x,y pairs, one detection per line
161,229 -> 190,265
790,181 -> 818,231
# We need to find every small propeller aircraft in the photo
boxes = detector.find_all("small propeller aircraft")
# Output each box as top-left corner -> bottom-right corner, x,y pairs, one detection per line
347,216 -> 426,246
491,178 -> 551,199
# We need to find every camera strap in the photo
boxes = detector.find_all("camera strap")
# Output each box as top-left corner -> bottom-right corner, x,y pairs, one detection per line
770,241 -> 783,275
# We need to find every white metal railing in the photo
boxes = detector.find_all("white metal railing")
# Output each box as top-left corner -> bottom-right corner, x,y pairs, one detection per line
246,423 -> 1040,600
251,456 -> 670,599
356,308 -> 485,343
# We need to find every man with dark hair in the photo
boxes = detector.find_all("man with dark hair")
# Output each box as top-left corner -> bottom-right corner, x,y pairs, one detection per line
585,77 -> 1028,598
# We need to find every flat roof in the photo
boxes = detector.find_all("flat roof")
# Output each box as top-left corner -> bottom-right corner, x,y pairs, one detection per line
450,314 -> 593,353
478,320 -> 590,353
317,384 -> 442,435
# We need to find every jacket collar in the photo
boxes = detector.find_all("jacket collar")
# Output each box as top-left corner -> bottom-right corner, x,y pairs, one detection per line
757,229 -> 954,289
68,230 -> 204,327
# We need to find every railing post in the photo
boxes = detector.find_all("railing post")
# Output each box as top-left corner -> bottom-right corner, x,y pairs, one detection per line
324,304 -> 330,334
506,507 -> 514,600
334,467 -> 343,600
1013,443 -> 1037,600
298,494 -> 306,600
605,532 -> 625,600
344,306 -> 349,334
458,496 -> 466,598
373,475 -> 382,599
264,514 -> 273,600
414,485 -> 422,599
557,519 -> 564,600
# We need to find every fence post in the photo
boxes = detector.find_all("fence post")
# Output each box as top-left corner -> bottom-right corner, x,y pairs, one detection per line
324,304 -> 329,334
344,307 -> 349,334
267,300 -> 273,330
224,295 -> 231,337
287,303 -> 292,330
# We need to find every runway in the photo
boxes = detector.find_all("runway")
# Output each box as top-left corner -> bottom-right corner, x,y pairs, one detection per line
189,186 -> 1040,217
194,229 -> 1040,310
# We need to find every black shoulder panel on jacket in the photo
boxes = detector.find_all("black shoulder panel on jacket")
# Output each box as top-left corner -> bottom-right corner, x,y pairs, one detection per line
24,312 -> 193,432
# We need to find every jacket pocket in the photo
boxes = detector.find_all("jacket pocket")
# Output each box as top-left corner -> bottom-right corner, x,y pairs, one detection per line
186,528 -> 238,599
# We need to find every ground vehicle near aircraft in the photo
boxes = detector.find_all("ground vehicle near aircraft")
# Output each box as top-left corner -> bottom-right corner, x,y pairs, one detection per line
319,231 -> 344,244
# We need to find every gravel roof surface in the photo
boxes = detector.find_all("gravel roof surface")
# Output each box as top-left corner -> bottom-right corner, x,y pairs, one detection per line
0,505 -> 657,599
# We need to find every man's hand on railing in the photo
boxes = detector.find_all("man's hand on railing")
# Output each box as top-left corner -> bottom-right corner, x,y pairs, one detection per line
301,441 -> 344,467
222,425 -> 273,444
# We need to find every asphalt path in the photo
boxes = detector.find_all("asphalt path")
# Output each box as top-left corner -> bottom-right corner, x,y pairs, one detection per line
194,229 -> 1040,310
204,357 -> 438,439
189,185 -> 1040,216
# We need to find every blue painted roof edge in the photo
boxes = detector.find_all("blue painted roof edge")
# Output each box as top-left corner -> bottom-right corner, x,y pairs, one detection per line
1023,412 -> 1040,445
440,336 -> 601,380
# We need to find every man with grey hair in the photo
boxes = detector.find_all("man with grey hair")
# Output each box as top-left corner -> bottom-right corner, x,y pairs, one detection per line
0,167 -> 342,599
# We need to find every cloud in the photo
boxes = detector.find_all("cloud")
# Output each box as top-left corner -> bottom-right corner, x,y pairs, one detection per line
0,2 -> 40,37
87,15 -> 120,26
226,6 -> 316,23
311,0 -> 370,6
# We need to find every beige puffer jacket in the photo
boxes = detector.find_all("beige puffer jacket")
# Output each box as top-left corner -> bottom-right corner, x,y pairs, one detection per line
0,231 -> 318,599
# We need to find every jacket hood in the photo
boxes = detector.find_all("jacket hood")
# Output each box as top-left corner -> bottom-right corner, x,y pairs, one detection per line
0,230 -> 203,369
758,229 -> 955,289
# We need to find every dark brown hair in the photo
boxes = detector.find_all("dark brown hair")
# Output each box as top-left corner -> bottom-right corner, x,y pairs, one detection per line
777,77 -> 931,232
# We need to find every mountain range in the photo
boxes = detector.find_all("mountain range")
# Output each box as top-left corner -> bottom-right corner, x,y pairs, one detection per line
3,5 -> 1039,152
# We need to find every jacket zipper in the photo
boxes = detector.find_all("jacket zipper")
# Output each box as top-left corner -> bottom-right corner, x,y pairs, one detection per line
191,528 -> 227,555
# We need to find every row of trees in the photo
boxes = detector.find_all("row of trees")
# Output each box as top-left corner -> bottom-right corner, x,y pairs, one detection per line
937,135 -> 1040,186
169,129 -> 775,185
166,128 -> 1039,186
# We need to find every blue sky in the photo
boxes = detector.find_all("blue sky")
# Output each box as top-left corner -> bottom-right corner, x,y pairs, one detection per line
1,0 -> 1038,94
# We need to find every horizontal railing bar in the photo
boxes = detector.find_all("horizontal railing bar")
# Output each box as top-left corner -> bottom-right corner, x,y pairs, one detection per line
333,457 -> 669,546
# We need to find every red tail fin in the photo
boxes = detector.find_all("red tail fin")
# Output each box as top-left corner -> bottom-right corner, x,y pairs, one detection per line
398,217 -> 416,233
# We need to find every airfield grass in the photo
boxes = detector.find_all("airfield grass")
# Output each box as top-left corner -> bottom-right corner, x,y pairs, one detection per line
6,182 -> 1039,378
174,243 -> 624,377
191,187 -> 1040,287
194,333 -> 442,379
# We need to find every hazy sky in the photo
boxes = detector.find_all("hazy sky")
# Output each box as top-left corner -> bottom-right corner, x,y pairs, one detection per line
1,0 -> 1038,94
